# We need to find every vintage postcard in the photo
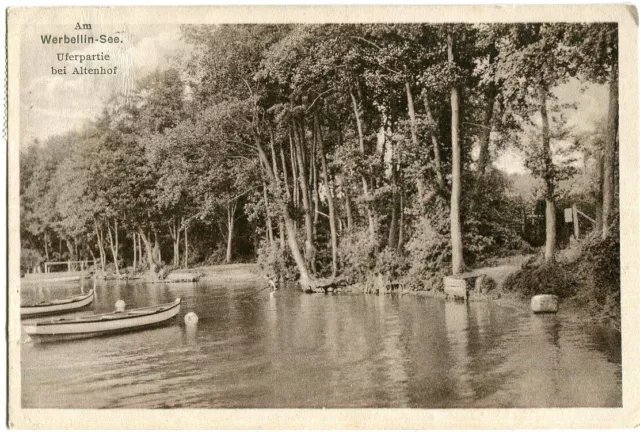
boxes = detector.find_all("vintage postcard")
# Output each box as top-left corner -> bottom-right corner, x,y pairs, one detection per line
6,5 -> 639,429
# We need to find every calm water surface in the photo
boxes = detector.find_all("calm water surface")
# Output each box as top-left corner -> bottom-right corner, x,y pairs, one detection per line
21,279 -> 621,408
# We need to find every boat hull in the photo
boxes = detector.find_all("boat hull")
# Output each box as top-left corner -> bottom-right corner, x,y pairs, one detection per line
21,290 -> 94,318
24,299 -> 181,342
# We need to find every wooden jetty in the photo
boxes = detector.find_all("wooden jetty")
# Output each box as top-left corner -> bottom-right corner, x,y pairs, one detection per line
444,272 -> 486,302
22,260 -> 96,284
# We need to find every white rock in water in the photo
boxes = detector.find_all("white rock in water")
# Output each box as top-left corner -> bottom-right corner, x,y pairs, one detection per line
184,312 -> 199,325
115,300 -> 126,312
531,294 -> 559,313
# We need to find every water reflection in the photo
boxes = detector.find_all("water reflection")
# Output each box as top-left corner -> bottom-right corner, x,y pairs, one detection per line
21,280 -> 622,408
377,295 -> 409,406
444,301 -> 473,404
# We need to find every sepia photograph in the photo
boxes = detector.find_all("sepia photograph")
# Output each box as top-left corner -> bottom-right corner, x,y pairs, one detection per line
6,5 -> 638,429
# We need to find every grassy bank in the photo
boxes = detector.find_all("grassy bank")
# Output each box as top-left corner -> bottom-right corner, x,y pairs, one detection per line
191,263 -> 264,284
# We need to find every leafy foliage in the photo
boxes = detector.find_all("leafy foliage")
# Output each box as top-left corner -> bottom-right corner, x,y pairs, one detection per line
577,212 -> 620,305
503,262 -> 579,299
20,22 -> 618,320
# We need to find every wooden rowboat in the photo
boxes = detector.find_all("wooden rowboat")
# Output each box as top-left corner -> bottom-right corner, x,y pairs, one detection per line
21,289 -> 94,318
23,298 -> 181,342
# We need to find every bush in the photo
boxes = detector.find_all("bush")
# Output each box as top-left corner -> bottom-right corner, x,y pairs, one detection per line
202,244 -> 227,266
463,169 -> 535,266
577,214 -> 620,305
404,207 -> 451,291
567,213 -> 620,327
376,247 -> 408,280
256,240 -> 298,283
21,248 -> 44,275
464,216 -> 534,266
503,261 -> 579,299
338,226 -> 379,281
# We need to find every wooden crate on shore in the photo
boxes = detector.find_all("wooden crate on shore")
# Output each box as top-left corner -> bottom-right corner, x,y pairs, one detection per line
444,276 -> 468,301
444,272 -> 486,302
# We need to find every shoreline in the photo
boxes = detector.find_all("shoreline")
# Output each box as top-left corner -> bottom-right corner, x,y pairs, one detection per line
192,263 -> 619,331
191,263 -> 265,284
73,262 -> 620,332
409,286 -> 620,332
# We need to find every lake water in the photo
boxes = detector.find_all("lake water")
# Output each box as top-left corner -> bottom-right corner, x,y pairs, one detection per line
20,278 -> 622,408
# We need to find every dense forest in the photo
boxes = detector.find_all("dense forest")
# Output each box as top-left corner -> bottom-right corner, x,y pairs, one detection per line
20,23 -> 619,315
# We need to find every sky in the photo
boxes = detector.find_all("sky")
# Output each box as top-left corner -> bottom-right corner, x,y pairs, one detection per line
494,79 -> 608,174
19,23 -> 609,175
19,23 -> 191,147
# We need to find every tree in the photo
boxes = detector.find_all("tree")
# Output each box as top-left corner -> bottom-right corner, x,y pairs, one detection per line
496,24 -> 579,262
565,24 -> 618,238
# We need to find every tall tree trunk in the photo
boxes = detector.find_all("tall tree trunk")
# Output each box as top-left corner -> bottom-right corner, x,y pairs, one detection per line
594,151 -> 604,232
168,219 -> 181,267
316,114 -> 338,277
293,119 -> 317,274
388,142 -> 398,250
175,218 -> 184,267
338,128 -> 353,231
115,223 -> 119,271
280,145 -> 291,201
350,91 -> 376,237
138,234 -> 143,267
65,238 -> 75,262
388,197 -> 397,249
406,81 -> 419,148
152,230 -> 162,265
398,189 -> 405,250
254,132 -> 312,288
345,191 -> 354,231
99,225 -> 106,272
226,204 -> 235,263
132,232 -> 137,271
263,182 -> 274,245
312,126 -> 320,227
43,232 -> 49,261
278,219 -> 286,249
602,64 -> 618,239
539,82 -> 556,262
405,80 -> 425,198
94,220 -> 106,273
424,98 -> 446,191
270,131 -> 288,251
476,87 -> 496,178
184,225 -> 188,269
88,247 -> 97,274
175,222 -> 181,267
471,87 -> 497,213
138,230 -> 155,270
106,220 -> 120,275
289,129 -> 299,219
448,33 -> 465,275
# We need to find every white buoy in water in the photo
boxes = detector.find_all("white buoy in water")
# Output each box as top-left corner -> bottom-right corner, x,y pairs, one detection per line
531,294 -> 559,313
184,312 -> 199,325
115,300 -> 126,312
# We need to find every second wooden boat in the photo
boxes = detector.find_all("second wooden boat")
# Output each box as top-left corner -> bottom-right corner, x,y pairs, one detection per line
21,289 -> 94,318
23,298 -> 181,342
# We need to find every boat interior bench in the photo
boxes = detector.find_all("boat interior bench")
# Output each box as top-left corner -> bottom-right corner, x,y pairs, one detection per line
443,272 -> 486,302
